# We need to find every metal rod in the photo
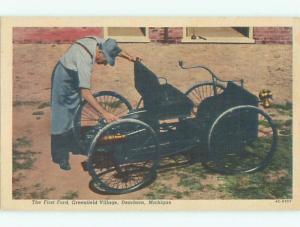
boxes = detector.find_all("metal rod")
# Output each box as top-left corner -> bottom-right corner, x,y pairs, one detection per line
178,60 -> 243,85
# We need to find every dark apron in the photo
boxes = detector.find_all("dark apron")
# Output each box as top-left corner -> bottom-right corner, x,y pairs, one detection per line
50,41 -> 94,163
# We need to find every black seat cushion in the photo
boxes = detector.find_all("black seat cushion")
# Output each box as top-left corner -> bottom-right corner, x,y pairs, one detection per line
156,84 -> 193,117
134,61 -> 160,100
134,62 -> 193,117
196,82 -> 259,138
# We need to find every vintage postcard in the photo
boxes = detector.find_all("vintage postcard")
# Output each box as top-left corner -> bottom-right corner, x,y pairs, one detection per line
0,17 -> 299,210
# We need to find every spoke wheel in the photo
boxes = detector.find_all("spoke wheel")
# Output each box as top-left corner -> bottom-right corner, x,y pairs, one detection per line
185,82 -> 225,116
206,105 -> 277,174
73,91 -> 133,152
87,119 -> 159,194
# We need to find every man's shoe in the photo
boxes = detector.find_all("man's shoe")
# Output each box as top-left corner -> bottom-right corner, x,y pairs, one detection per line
59,160 -> 71,171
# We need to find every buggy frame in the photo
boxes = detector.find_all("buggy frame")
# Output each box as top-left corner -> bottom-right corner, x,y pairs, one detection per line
72,60 -> 277,194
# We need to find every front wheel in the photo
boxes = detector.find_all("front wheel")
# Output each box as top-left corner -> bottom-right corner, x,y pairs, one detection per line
87,119 -> 160,194
206,105 -> 277,174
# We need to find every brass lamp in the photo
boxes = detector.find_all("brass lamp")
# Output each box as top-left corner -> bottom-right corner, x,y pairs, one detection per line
259,89 -> 273,108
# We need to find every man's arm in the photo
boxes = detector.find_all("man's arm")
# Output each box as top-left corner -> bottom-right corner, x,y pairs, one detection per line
118,51 -> 140,62
81,88 -> 119,123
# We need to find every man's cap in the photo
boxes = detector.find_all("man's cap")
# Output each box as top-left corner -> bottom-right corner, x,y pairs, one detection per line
100,38 -> 121,66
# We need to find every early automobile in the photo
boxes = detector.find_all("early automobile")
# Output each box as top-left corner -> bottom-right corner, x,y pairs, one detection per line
72,60 -> 277,194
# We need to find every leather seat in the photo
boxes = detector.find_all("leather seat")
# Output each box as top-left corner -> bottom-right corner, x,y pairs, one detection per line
134,62 -> 193,118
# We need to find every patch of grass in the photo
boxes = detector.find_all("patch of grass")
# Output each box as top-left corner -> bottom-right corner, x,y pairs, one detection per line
145,183 -> 182,199
33,183 -> 41,188
177,174 -> 203,191
14,137 -> 31,148
217,133 -> 292,199
13,100 -> 41,107
279,128 -> 292,136
273,119 -> 292,132
182,191 -> 191,196
13,149 -> 37,172
173,161 -> 207,180
220,171 -> 292,199
144,192 -> 156,199
176,163 -> 207,192
145,157 -> 211,199
13,137 -> 39,172
272,119 -> 292,136
270,101 -> 293,118
276,109 -> 288,116
183,163 -> 207,178
61,191 -> 79,200
175,191 -> 183,199
273,119 -> 286,128
13,187 -> 28,199
37,102 -> 51,109
272,101 -> 292,111
204,184 -> 218,191
269,113 -> 276,117
32,111 -> 44,116
159,172 -> 174,180
259,119 -> 271,127
12,173 -> 26,184
29,185 -> 55,199
284,119 -> 292,127
13,184 -> 55,199
268,135 -> 292,171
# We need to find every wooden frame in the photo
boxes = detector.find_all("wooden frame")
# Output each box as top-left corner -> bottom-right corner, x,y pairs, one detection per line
181,27 -> 255,43
104,27 -> 150,42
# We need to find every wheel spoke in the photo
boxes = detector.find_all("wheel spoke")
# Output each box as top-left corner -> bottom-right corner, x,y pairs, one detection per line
186,83 -> 225,117
190,92 -> 201,105
88,119 -> 158,194
208,106 -> 276,174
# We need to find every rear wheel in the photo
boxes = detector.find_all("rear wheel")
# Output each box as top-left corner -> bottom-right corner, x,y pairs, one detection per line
87,119 -> 160,194
185,82 -> 225,116
206,105 -> 277,174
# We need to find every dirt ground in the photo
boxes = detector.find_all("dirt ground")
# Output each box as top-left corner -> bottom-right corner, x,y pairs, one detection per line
12,43 -> 292,199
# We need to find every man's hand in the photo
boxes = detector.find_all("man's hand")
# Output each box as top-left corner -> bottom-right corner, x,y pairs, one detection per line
132,56 -> 142,62
81,88 -> 119,123
102,112 -> 119,123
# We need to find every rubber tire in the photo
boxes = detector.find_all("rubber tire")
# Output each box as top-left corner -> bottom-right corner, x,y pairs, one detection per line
206,105 -> 277,174
87,118 -> 160,194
